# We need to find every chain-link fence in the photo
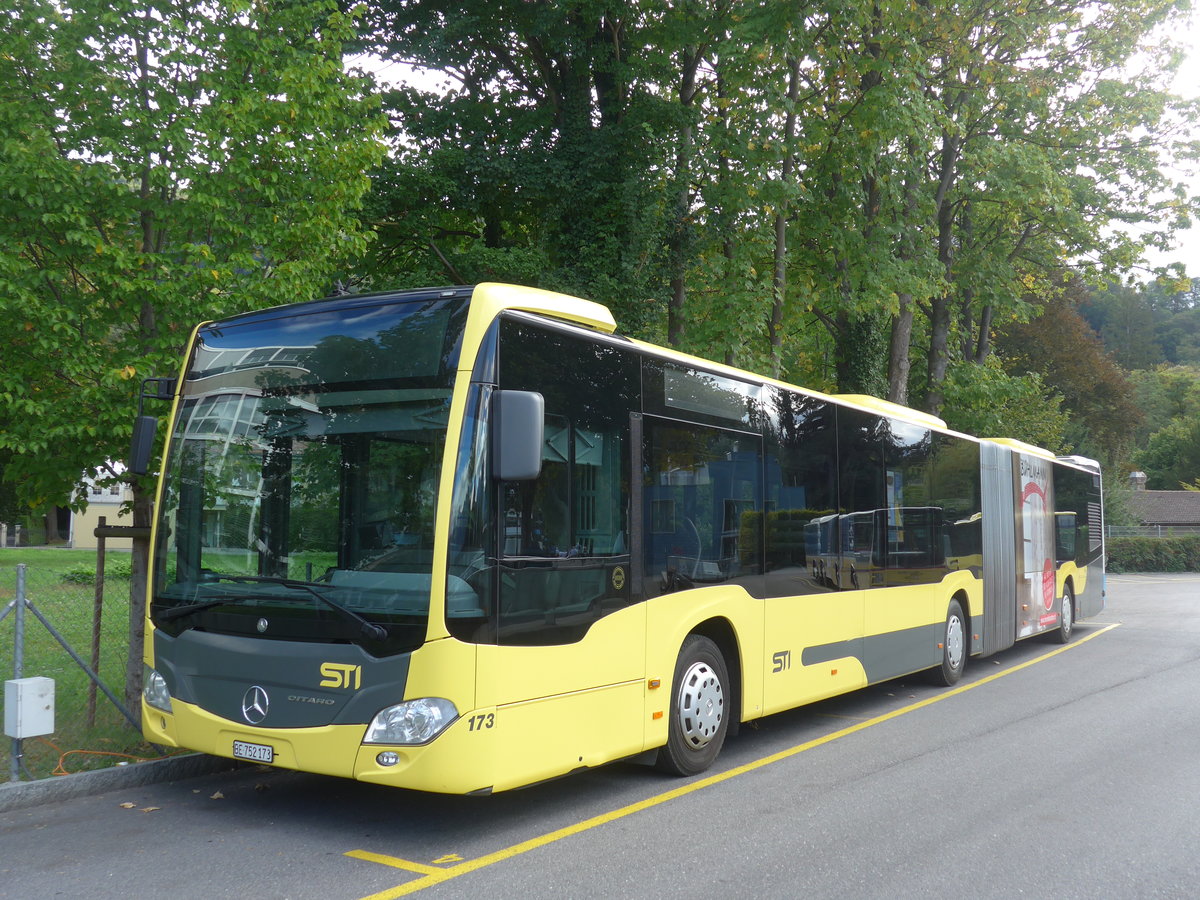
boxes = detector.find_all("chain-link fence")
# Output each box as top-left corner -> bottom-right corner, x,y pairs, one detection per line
1106,525 -> 1200,538
1,552 -> 166,781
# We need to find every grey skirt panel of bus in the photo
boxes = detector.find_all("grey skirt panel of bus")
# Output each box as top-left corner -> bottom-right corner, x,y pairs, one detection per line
980,441 -> 1017,656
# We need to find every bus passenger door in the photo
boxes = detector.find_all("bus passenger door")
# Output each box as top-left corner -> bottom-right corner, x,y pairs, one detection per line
476,412 -> 646,789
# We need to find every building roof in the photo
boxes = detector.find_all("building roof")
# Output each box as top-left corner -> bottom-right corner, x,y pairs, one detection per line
1127,490 -> 1200,526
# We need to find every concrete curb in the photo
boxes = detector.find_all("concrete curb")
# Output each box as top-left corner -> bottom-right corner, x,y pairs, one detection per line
0,753 -> 242,813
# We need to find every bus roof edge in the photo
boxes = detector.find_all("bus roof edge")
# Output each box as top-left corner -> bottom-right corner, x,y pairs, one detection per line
833,394 -> 948,431
473,283 -> 618,334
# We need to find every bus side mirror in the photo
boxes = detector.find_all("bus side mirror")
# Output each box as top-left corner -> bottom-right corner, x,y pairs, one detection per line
493,390 -> 544,481
129,416 -> 157,475
128,376 -> 176,475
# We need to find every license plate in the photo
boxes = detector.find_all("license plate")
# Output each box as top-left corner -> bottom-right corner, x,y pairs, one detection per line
232,740 -> 274,763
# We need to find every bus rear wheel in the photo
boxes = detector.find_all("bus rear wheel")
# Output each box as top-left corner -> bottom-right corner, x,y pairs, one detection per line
656,635 -> 729,776
929,599 -> 967,686
1055,584 -> 1074,644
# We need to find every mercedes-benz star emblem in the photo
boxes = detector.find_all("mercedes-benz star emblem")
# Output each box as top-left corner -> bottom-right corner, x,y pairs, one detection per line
256,617 -> 269,634
242,685 -> 269,725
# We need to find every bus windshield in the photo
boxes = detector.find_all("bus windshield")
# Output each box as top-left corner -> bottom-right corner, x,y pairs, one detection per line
150,295 -> 469,656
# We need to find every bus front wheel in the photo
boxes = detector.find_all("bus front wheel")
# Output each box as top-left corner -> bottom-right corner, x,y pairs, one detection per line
656,634 -> 730,776
929,599 -> 967,687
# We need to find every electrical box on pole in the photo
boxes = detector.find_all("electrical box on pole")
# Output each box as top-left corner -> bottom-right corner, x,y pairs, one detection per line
4,676 -> 55,739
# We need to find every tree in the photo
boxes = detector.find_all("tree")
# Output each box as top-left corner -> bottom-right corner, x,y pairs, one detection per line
938,357 -> 1070,451
1127,365 -> 1200,442
358,0 -> 686,333
1077,281 -> 1163,370
908,0 -> 1198,414
355,0 -> 1197,432
1146,277 -> 1200,364
993,280 -> 1142,467
0,0 -> 385,721
1134,417 -> 1200,489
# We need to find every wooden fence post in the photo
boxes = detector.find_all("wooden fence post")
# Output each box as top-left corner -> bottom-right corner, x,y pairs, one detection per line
87,516 -> 107,726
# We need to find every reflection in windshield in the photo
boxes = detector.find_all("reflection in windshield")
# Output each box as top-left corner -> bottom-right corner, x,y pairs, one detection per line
151,297 -> 468,655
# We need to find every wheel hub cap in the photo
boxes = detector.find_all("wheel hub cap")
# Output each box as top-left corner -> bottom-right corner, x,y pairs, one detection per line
678,661 -> 723,749
947,615 -> 964,668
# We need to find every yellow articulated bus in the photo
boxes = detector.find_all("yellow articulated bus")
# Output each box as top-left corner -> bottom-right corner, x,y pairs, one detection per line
133,283 -> 1105,794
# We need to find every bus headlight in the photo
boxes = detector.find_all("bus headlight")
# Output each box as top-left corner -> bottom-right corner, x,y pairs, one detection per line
143,666 -> 173,714
364,698 -> 457,745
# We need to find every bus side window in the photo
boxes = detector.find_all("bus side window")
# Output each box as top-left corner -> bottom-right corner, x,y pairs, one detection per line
762,388 -> 838,597
642,418 -> 762,597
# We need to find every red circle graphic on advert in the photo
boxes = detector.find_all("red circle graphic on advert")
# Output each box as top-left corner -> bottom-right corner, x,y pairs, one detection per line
1042,559 -> 1055,609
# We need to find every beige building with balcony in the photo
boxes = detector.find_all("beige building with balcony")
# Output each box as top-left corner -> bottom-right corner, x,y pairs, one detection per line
70,473 -> 134,550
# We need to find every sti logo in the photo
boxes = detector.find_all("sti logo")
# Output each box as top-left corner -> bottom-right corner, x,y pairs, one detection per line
319,662 -> 362,690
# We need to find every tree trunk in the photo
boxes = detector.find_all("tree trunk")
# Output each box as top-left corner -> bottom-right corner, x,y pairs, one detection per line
768,56 -> 801,378
835,307 -> 890,397
974,303 -> 993,363
889,136 -> 922,405
666,48 -> 701,347
926,128 -> 961,415
888,294 -> 914,404
925,293 -> 951,415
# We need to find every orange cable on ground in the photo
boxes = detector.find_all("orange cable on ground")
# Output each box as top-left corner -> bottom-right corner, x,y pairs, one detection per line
33,736 -> 182,776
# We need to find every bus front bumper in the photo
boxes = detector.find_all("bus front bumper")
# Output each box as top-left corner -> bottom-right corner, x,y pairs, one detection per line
142,698 -> 497,794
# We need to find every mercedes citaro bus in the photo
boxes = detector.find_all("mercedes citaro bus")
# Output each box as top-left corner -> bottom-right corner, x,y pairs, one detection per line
133,283 -> 1104,793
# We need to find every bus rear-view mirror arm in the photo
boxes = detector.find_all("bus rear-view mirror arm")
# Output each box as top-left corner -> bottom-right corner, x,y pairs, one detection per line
129,377 -> 177,475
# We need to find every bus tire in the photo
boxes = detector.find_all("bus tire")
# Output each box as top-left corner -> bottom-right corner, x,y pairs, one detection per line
929,599 -> 967,686
656,634 -> 729,776
1055,584 -> 1074,644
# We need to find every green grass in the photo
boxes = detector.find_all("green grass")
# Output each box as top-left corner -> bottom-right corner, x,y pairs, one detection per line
1,548 -> 174,781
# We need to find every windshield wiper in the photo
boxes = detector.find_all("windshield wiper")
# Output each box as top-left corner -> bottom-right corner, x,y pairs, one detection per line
158,575 -> 388,641
158,595 -> 255,623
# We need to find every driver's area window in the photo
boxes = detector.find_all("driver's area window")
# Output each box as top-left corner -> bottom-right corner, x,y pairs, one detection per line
495,317 -> 637,646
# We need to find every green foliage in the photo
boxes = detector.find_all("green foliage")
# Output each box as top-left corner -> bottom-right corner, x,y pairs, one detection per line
60,556 -> 132,584
357,0 -> 675,333
1122,364 -> 1200,489
993,281 -> 1141,466
1081,277 -> 1200,367
0,450 -> 22,523
1101,485 -> 1138,527
1106,536 -> 1200,573
1133,416 -> 1200,489
1127,365 -> 1200,444
939,358 -> 1069,450
1081,282 -> 1164,369
356,0 -> 1199,436
0,0 -> 386,511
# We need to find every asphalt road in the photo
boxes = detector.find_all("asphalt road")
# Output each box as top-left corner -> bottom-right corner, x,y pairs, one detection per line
2,573 -> 1198,900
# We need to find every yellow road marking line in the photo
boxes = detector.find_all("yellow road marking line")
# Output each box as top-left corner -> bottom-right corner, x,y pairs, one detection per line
351,623 -> 1120,898
345,851 -> 445,877
811,713 -> 873,722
